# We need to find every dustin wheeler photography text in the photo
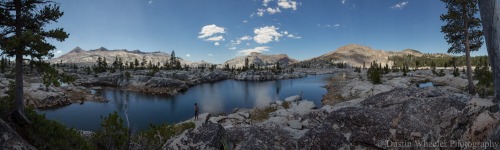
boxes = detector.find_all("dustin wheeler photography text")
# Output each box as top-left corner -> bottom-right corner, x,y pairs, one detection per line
386,140 -> 499,148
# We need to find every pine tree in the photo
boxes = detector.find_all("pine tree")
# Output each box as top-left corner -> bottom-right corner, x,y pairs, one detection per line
103,57 -> 108,69
134,58 -> 139,68
441,0 -> 484,94
0,0 -> 69,122
244,57 -> 249,71
141,56 -> 146,68
0,57 -> 5,73
170,50 -> 177,67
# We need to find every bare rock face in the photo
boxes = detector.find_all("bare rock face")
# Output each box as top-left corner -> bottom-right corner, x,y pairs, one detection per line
234,70 -> 306,81
24,83 -> 71,108
223,52 -> 298,69
226,126 -> 297,150
165,122 -> 227,150
47,47 -> 207,67
294,44 -> 449,68
0,118 -> 36,150
298,87 -> 499,149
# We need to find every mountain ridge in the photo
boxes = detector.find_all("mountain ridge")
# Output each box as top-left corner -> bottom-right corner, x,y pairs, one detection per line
49,47 -> 206,67
295,44 -> 450,68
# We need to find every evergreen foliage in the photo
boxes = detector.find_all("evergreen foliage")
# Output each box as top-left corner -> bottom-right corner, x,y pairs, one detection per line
367,61 -> 382,84
92,111 -> 129,150
440,0 -> 484,94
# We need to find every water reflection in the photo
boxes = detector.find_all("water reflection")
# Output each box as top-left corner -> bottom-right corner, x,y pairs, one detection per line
37,74 -> 333,131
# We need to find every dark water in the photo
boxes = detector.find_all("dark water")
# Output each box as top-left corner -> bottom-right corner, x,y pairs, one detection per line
418,82 -> 434,88
36,74 -> 335,131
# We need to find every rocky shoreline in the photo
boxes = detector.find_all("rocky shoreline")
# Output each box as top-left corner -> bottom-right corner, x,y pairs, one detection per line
0,68 -> 341,109
0,75 -> 107,109
157,68 -> 499,149
162,86 -> 499,149
3,67 -> 499,149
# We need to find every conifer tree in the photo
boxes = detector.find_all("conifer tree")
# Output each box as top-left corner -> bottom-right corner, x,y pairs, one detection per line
441,0 -> 484,94
0,0 -> 69,121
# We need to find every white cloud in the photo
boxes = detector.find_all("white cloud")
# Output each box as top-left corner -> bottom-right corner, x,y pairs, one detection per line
198,24 -> 225,39
341,0 -> 346,4
253,26 -> 283,44
148,0 -> 153,4
186,54 -> 191,57
278,0 -> 298,10
214,42 -> 220,46
283,31 -> 289,35
229,47 -> 237,50
287,34 -> 301,39
246,43 -> 250,46
231,35 -> 253,46
208,53 -> 214,56
237,46 -> 270,55
206,35 -> 224,41
243,20 -> 248,23
257,9 -> 265,17
318,23 -> 343,29
267,7 -> 281,14
55,50 -> 62,54
240,35 -> 252,41
263,0 -> 273,6
391,1 -> 409,9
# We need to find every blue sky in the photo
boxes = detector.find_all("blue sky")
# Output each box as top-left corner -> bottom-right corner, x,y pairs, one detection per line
48,0 -> 487,64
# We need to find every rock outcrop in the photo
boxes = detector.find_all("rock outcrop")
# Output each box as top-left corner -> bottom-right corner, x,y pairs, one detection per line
0,118 -> 36,150
47,47 -> 209,68
234,70 -> 306,81
164,122 -> 227,150
166,87 -> 500,149
293,44 -> 450,68
223,52 -> 298,69
81,70 -> 232,95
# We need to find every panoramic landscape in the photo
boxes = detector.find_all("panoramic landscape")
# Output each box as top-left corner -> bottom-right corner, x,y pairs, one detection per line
1,0 -> 500,149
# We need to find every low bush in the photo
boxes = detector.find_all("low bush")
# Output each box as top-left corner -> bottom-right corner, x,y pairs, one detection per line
19,110 -> 95,149
250,106 -> 277,122
92,111 -> 129,150
135,122 -> 195,149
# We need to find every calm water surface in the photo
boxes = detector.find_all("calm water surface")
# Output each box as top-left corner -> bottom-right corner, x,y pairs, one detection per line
37,74 -> 335,131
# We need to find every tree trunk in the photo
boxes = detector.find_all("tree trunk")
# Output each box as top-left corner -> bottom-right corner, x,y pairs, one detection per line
464,22 -> 475,94
478,0 -> 500,102
13,0 -> 30,123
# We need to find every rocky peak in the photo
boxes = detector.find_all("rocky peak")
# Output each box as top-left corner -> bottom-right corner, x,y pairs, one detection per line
224,53 -> 298,68
249,52 -> 262,56
69,47 -> 84,53
97,47 -> 108,51
295,44 -> 447,68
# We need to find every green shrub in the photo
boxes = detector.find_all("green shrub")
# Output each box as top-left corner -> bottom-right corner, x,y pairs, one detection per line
250,106 -> 277,122
474,62 -> 493,98
0,81 -> 15,114
146,68 -> 159,77
282,101 -> 291,109
367,61 -> 382,84
124,71 -> 131,79
135,122 -> 195,149
92,111 -> 129,150
17,110 -> 96,150
60,73 -> 77,83
2,82 -> 93,150
367,62 -> 382,84
437,69 -> 446,77
452,67 -> 460,77
354,67 -> 361,73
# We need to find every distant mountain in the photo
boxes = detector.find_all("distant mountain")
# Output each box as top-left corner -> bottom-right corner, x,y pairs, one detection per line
48,47 -> 210,67
223,52 -> 299,68
295,44 -> 449,68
